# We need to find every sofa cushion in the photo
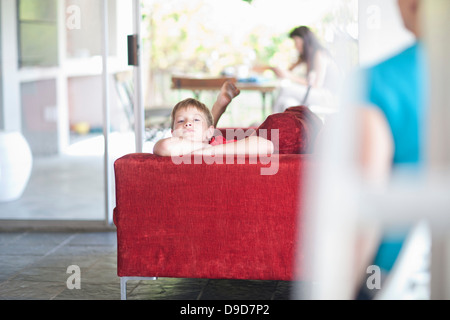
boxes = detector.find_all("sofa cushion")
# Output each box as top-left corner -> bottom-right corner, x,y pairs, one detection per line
255,106 -> 323,154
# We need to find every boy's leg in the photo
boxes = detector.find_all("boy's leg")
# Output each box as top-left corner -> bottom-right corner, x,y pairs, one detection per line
211,80 -> 240,127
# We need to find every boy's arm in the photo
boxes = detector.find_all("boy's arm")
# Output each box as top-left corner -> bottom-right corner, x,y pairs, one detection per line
153,137 -> 211,156
192,136 -> 274,156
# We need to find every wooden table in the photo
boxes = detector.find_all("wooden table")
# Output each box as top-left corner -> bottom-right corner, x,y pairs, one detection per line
171,76 -> 277,119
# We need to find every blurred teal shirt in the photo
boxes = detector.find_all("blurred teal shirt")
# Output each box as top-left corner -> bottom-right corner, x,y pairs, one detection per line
354,43 -> 428,277
359,42 -> 428,167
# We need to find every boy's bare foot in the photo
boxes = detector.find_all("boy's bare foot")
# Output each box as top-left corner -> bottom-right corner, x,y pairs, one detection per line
211,80 -> 240,127
218,80 -> 241,106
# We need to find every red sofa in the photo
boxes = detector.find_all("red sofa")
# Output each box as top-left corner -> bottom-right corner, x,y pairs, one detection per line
113,106 -> 322,299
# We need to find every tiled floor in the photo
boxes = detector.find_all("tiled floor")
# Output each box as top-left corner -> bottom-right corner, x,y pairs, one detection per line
0,231 -> 296,300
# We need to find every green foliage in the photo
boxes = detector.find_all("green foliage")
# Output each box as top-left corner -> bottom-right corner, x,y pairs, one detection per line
143,0 -> 358,77
142,0 -> 292,75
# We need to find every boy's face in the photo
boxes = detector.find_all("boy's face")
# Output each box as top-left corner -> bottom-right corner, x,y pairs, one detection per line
172,106 -> 214,143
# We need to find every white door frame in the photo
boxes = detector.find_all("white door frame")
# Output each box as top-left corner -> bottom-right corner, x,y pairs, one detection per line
103,0 -> 145,225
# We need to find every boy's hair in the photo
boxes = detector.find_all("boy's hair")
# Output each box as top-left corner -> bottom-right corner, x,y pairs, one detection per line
171,98 -> 214,129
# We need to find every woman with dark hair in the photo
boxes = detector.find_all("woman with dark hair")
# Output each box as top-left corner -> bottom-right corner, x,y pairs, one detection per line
272,26 -> 341,112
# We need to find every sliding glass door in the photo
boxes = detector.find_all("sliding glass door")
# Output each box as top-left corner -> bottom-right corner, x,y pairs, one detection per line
0,0 -> 139,226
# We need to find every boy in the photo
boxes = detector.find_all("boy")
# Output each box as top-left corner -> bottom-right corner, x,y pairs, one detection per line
153,81 -> 274,157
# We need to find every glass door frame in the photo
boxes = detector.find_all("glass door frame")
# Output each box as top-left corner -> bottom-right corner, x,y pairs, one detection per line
103,0 -> 145,226
102,0 -> 112,226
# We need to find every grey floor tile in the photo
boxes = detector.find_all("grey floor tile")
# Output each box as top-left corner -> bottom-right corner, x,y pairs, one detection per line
8,267 -> 68,284
49,244 -> 116,258
30,255 -> 100,269
0,255 -> 41,272
18,232 -> 76,244
0,279 -> 67,300
53,283 -> 120,300
0,232 -> 28,245
1,243 -> 62,256
128,278 -> 207,300
89,253 -> 117,270
77,267 -> 120,285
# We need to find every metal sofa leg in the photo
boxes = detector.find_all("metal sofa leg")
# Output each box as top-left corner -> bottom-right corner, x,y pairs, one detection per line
120,277 -> 127,300
120,277 -> 158,300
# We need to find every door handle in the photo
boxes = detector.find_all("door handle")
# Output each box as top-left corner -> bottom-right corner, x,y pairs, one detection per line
127,34 -> 139,66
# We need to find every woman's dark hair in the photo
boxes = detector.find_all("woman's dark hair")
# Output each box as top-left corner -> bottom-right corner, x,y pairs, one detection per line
289,26 -> 324,72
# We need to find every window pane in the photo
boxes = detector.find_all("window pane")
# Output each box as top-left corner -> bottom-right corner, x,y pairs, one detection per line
19,0 -> 57,22
19,23 -> 58,67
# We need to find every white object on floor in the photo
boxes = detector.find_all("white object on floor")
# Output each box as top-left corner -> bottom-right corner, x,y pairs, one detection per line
0,131 -> 33,202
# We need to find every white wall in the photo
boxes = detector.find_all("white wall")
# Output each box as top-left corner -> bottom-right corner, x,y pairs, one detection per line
358,0 -> 415,67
